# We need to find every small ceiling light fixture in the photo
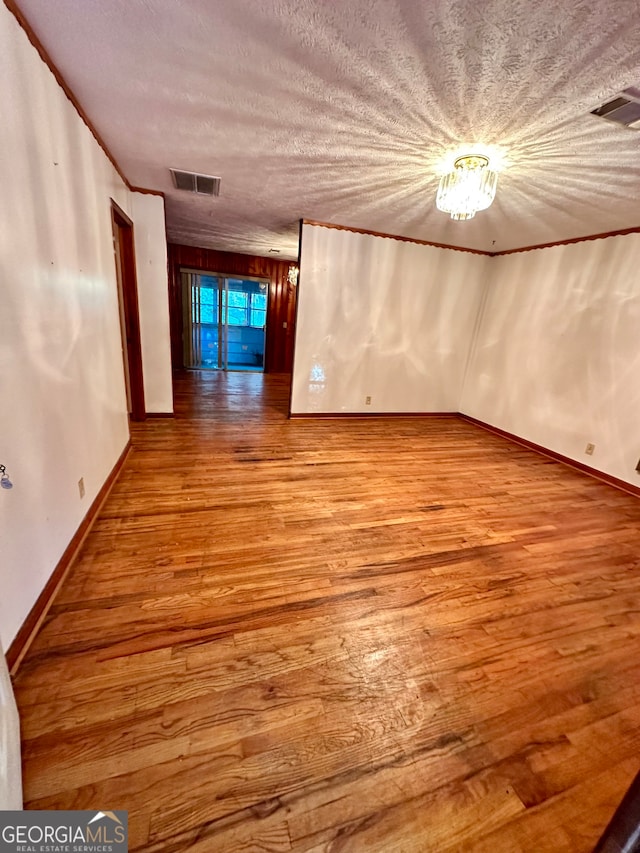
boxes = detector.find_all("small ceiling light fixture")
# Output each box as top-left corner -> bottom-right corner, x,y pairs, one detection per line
287,265 -> 299,287
436,154 -> 498,221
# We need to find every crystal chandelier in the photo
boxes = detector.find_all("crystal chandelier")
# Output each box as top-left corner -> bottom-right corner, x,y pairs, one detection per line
436,154 -> 498,221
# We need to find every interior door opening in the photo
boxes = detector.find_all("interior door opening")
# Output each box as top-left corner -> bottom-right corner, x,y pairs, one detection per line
182,270 -> 268,372
111,200 -> 146,420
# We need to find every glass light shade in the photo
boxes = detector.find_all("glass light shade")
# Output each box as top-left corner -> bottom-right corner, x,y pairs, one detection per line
436,155 -> 498,220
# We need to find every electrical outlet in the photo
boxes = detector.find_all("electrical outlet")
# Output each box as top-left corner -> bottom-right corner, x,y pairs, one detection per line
365,396 -> 372,405
78,477 -> 85,499
585,443 -> 595,456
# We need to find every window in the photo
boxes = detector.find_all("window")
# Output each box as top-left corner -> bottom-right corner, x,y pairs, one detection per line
251,292 -> 267,328
223,290 -> 267,327
226,290 -> 248,325
192,279 -> 267,327
198,285 -> 217,324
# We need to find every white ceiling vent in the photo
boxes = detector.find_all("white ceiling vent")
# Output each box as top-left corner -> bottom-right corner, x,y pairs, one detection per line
170,169 -> 221,195
590,88 -> 640,129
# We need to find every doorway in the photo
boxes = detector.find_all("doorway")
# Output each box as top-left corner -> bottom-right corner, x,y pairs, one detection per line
181,270 -> 268,372
111,200 -> 145,420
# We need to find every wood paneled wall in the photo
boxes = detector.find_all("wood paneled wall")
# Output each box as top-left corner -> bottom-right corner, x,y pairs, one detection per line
167,243 -> 298,373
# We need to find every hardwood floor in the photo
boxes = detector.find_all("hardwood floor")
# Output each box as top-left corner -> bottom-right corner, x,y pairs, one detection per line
14,370 -> 640,852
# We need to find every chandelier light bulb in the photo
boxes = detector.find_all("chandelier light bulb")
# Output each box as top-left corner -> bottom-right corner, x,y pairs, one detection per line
436,154 -> 498,221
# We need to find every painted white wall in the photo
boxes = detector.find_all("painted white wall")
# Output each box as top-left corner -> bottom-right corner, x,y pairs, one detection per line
132,192 -> 173,413
291,224 -> 489,414
461,235 -> 640,487
0,645 -> 22,809
0,4 -> 166,651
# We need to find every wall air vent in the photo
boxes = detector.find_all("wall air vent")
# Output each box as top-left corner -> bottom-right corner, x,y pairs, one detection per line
591,88 -> 640,129
170,169 -> 221,196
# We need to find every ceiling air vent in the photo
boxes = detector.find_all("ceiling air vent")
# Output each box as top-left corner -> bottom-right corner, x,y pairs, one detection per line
590,88 -> 640,129
170,169 -> 221,196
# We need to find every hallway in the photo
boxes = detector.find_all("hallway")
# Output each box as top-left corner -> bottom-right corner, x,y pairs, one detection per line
13,371 -> 640,852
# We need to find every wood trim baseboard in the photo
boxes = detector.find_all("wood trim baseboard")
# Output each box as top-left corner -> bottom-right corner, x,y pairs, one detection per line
6,440 -> 132,675
458,414 -> 640,499
290,411 -> 458,419
146,412 -> 175,418
302,219 -> 493,256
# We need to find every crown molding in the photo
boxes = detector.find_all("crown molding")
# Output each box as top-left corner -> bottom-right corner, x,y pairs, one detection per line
492,225 -> 640,256
302,219 -> 493,256
304,218 -> 640,258
129,185 -> 166,198
5,2 -> 638,255
4,0 -> 160,198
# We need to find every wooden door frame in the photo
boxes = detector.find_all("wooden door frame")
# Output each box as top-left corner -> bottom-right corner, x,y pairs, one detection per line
111,199 -> 146,420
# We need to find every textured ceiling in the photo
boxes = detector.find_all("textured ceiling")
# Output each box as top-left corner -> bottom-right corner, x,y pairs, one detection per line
14,0 -> 640,258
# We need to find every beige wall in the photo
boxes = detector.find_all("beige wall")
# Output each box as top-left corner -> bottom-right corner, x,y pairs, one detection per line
292,223 -> 640,490
292,223 -> 489,414
132,192 -> 173,413
0,4 -> 170,650
461,234 -> 640,487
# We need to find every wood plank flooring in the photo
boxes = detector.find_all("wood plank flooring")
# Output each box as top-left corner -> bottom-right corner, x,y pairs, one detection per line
14,370 -> 640,852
